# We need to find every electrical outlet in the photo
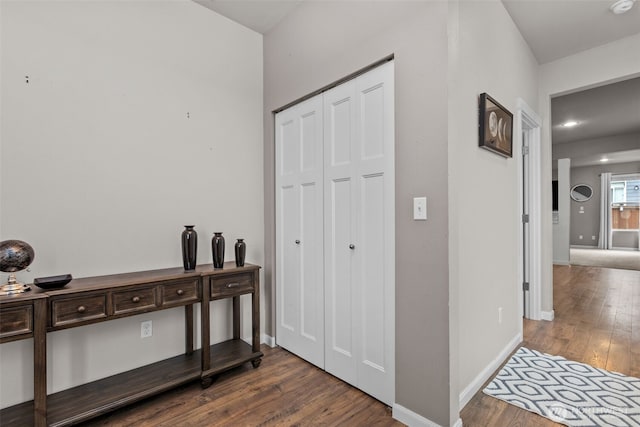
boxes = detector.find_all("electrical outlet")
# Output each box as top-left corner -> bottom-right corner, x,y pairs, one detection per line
498,307 -> 503,324
592,236 -> 596,240
141,320 -> 152,338
579,235 -> 583,240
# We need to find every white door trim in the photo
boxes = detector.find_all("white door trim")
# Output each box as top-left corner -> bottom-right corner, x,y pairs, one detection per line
516,98 -> 543,322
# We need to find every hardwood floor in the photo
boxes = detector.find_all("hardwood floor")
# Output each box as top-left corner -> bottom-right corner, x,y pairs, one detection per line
461,264 -> 640,426
81,345 -> 402,426
81,264 -> 639,426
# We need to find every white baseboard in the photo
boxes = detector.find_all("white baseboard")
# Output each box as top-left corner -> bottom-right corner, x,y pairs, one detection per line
541,310 -> 555,321
261,333 -> 276,347
458,332 -> 522,410
553,260 -> 570,265
393,403 -> 453,427
611,246 -> 640,252
570,244 -> 597,249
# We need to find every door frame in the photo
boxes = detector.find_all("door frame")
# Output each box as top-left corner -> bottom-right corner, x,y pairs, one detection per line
516,98 -> 543,321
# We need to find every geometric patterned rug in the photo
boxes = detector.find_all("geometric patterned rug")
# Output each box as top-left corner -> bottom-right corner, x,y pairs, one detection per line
483,347 -> 640,426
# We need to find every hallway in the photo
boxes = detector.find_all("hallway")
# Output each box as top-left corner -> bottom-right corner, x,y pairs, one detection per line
461,264 -> 640,425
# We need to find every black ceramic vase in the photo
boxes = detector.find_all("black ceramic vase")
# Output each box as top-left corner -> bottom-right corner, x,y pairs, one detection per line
181,225 -> 197,271
212,232 -> 225,268
235,239 -> 246,267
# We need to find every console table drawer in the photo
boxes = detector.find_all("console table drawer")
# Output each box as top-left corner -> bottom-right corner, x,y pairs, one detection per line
210,273 -> 254,299
0,304 -> 33,340
112,286 -> 158,315
161,279 -> 199,307
52,294 -> 107,327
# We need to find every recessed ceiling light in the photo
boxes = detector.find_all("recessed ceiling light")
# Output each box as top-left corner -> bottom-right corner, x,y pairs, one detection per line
562,121 -> 579,128
600,158 -> 609,162
610,0 -> 636,14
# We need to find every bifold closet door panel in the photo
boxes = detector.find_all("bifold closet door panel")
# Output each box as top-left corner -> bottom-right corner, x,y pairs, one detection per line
275,96 -> 325,369
323,79 -> 359,386
352,63 -> 395,406
324,62 -> 395,405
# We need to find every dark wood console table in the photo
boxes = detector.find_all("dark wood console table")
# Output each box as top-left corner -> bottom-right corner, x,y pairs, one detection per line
0,262 -> 262,426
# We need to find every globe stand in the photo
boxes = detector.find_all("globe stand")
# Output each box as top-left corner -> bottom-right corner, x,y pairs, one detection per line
0,239 -> 35,296
0,273 -> 31,296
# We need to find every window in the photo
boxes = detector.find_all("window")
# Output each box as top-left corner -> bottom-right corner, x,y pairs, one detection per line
611,181 -> 626,203
610,175 -> 640,231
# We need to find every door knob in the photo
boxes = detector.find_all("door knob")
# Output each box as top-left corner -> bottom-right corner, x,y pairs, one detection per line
349,244 -> 355,250
295,240 -> 301,244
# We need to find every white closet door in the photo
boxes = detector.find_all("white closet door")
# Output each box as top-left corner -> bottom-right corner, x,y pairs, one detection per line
324,79 -> 359,386
275,97 -> 325,368
324,61 -> 395,405
354,62 -> 395,405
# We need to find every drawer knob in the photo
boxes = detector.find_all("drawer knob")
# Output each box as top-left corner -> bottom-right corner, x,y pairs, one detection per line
176,289 -> 184,296
226,283 -> 240,288
77,305 -> 86,313
131,296 -> 141,303
349,244 -> 355,250
295,240 -> 300,244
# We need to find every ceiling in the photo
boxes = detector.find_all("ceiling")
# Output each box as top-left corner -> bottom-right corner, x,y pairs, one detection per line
552,77 -> 640,145
552,77 -> 640,167
502,0 -> 640,64
195,0 -> 640,65
192,0 -> 302,34
193,0 -> 640,167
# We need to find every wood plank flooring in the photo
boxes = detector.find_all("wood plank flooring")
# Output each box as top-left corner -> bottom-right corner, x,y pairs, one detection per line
461,264 -> 640,426
80,345 -> 402,426
81,264 -> 639,426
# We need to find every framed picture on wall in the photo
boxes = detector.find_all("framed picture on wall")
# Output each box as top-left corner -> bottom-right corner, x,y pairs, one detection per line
479,92 -> 513,158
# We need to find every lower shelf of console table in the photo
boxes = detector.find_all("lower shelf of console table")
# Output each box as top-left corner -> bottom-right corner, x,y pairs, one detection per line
0,340 -> 262,427
201,339 -> 263,387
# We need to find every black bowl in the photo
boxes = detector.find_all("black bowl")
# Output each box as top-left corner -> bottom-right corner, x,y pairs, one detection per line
33,274 -> 72,290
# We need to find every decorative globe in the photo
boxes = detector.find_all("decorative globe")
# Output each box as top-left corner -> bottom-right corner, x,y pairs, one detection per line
0,240 -> 35,273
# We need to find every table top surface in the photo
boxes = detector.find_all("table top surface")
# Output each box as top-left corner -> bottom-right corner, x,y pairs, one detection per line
1,262 -> 260,301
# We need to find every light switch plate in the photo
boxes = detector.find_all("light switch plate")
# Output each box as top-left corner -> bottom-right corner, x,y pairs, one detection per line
413,197 -> 427,220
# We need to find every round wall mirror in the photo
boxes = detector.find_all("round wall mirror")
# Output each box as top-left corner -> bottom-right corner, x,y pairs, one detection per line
570,184 -> 593,202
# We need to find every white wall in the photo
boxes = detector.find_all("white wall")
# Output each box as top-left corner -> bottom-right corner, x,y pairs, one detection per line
539,33 -> 640,313
448,0 -> 539,410
553,159 -> 571,263
0,0 -> 263,407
